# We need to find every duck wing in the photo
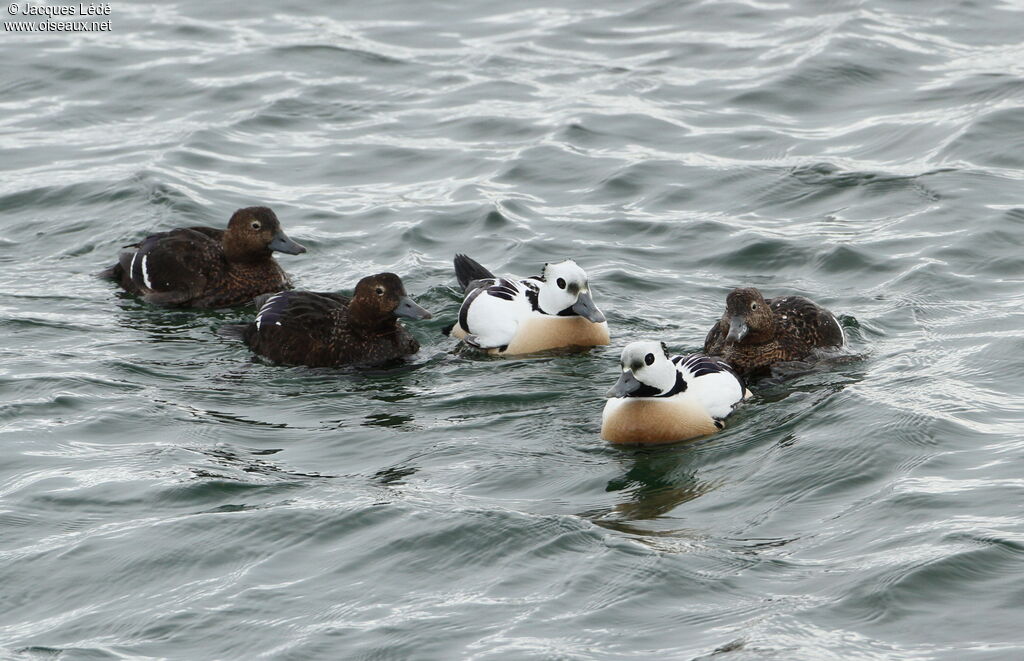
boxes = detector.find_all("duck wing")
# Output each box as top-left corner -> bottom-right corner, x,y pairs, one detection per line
703,319 -> 728,356
243,291 -> 349,365
770,296 -> 844,348
677,354 -> 745,389
184,226 -> 225,241
253,291 -> 346,333
253,290 -> 349,312
675,354 -> 748,418
457,277 -> 529,349
117,228 -> 225,305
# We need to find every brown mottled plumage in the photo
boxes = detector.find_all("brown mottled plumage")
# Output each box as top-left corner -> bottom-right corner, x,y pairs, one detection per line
231,273 -> 432,367
102,207 -> 305,308
704,287 -> 844,377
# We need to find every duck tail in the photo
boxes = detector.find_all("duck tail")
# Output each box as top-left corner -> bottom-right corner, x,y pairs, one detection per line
217,323 -> 252,343
454,254 -> 495,292
97,263 -> 122,280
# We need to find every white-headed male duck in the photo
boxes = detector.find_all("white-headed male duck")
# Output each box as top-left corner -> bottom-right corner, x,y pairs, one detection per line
103,206 -> 305,308
447,254 -> 609,355
602,340 -> 750,445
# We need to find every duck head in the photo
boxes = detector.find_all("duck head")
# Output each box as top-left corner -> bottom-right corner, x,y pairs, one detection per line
721,287 -> 773,344
537,259 -> 606,323
607,340 -> 680,398
223,207 -> 306,262
348,272 -> 432,329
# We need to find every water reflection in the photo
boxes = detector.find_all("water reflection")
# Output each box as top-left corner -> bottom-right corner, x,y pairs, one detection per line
363,411 -> 414,428
591,444 -> 718,531
373,465 -> 418,485
113,294 -> 249,343
186,443 -> 332,480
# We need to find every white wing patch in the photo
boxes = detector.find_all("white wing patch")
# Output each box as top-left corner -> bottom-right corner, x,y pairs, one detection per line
141,255 -> 153,290
255,293 -> 284,331
130,252 -> 139,287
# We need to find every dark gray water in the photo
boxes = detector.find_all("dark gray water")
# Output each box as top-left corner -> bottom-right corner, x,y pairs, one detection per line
3,1 -> 1024,659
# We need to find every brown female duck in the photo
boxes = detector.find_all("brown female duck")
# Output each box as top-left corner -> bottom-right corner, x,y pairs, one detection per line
103,206 -> 305,308
704,287 -> 844,377
228,273 -> 432,367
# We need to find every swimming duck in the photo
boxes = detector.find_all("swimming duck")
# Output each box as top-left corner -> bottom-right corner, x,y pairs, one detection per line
225,273 -> 432,367
602,341 -> 750,445
102,206 -> 306,308
703,287 -> 844,377
448,254 -> 609,355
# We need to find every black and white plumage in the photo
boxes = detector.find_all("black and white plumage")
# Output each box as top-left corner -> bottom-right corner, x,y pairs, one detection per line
703,287 -> 845,377
449,254 -> 610,355
224,273 -> 431,367
101,207 -> 305,308
602,340 -> 749,445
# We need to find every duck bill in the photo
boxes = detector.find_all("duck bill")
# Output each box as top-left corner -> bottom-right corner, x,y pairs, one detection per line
572,291 -> 606,323
394,296 -> 432,320
268,231 -> 307,255
726,316 -> 748,343
606,370 -> 642,398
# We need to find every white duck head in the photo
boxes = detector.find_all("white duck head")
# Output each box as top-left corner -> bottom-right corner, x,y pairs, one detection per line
535,260 -> 606,323
607,340 -> 680,398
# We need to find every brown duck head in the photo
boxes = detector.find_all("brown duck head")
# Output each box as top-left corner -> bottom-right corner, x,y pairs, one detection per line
721,287 -> 773,344
347,273 -> 432,330
222,207 -> 306,263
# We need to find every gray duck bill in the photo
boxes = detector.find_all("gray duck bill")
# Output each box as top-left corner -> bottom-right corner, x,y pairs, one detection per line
572,291 -> 606,323
606,370 -> 642,398
726,316 -> 748,342
268,231 -> 306,255
395,296 -> 432,320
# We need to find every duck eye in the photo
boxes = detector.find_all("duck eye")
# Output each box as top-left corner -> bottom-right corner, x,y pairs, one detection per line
751,302 -> 758,310
375,287 -> 385,295
644,353 -> 655,366
556,278 -> 566,289
251,221 -> 261,230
